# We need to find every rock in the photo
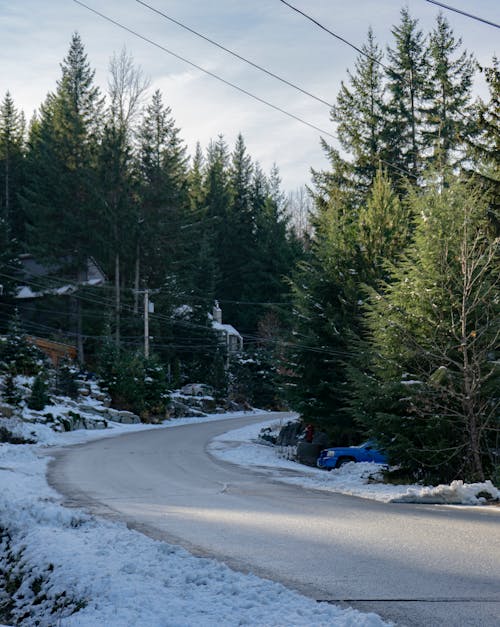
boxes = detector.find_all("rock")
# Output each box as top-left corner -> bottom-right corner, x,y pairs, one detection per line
0,403 -> 15,418
112,410 -> 140,424
92,392 -> 109,403
296,442 -> 323,467
276,421 -> 302,446
76,404 -> 140,424
52,411 -> 108,432
168,399 -> 206,418
199,397 -> 218,413
223,399 -> 251,412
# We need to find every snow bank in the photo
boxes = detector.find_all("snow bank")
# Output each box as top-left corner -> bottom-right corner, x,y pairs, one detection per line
391,480 -> 500,505
209,420 -> 500,506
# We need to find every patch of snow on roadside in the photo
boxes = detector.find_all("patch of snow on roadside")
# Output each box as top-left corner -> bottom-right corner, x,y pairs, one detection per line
391,480 -> 500,505
209,419 -> 500,506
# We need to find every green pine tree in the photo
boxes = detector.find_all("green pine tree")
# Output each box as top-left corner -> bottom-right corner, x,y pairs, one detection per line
209,349 -> 228,402
3,364 -> 22,406
383,8 -> 427,186
0,91 -> 26,242
28,370 -> 50,411
331,28 -> 386,196
0,310 -> 44,375
422,13 -> 475,170
351,177 -> 499,482
202,135 -> 231,308
137,89 -> 190,288
285,188 -> 362,443
357,168 -> 410,283
23,32 -> 104,267
56,358 -> 79,399
466,56 -> 500,230
217,134 -> 255,330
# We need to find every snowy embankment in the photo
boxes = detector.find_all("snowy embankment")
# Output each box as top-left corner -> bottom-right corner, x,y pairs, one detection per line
209,419 -> 500,507
0,414 -> 388,627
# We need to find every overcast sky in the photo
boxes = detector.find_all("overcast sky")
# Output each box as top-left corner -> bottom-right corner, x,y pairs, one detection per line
0,0 -> 498,192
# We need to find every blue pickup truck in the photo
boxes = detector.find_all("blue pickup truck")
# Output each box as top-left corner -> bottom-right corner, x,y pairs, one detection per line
317,441 -> 388,470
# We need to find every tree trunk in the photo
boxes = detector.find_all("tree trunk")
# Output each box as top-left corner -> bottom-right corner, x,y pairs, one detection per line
115,251 -> 120,349
133,242 -> 140,314
76,295 -> 84,363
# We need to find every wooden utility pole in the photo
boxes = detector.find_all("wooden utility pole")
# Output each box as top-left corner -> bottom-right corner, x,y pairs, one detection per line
144,288 -> 149,359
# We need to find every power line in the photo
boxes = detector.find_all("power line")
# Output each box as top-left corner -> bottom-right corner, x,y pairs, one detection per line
72,0 -> 337,140
134,0 -> 333,108
0,266 -> 276,339
276,1 -> 420,180
73,1 -> 420,182
278,0 -> 483,179
0,269 -> 358,359
425,0 -> 500,29
278,0 -> 393,74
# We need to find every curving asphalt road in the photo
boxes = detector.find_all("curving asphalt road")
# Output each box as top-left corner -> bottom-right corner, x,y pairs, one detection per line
48,413 -> 500,627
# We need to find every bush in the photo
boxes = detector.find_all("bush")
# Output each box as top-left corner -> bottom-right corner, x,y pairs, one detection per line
0,311 -> 45,376
55,359 -> 79,399
0,426 -> 35,444
2,366 -> 22,406
229,349 -> 283,409
27,372 -> 50,411
97,346 -> 168,419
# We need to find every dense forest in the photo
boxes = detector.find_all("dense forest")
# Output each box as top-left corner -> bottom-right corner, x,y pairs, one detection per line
0,9 -> 498,483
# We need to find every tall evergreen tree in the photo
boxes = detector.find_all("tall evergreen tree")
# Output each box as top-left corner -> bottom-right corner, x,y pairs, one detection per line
285,187 -> 362,443
422,13 -> 475,169
467,56 -> 500,229
0,92 -> 26,242
357,168 -> 410,283
250,165 -> 303,326
384,8 -> 427,185
331,28 -> 386,196
21,33 -> 104,361
137,89 -> 189,288
223,133 -> 255,324
351,178 -> 499,482
0,94 -> 23,300
187,142 -> 205,214
23,33 -> 103,266
203,135 -> 231,304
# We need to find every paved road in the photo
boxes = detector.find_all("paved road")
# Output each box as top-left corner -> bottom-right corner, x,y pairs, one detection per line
48,413 -> 500,626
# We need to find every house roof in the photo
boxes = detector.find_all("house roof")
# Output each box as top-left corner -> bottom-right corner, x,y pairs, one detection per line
15,254 -> 106,299
212,320 -> 242,339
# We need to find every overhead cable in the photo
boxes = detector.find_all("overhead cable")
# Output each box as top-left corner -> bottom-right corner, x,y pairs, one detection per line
425,0 -> 500,29
134,0 -> 333,107
72,0 -> 337,140
278,0 -> 393,74
278,0 -> 483,179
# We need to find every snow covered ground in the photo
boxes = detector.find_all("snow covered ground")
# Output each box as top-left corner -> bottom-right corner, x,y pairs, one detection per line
0,413 -> 388,627
209,418 -> 500,507
1,408 -> 499,627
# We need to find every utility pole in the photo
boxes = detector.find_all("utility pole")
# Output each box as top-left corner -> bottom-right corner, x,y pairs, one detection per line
144,288 -> 149,359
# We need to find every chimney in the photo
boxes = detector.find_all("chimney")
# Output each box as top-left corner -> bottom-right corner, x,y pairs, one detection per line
213,300 -> 222,324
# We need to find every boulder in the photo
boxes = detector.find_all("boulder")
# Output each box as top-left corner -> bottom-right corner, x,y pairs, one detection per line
111,410 -> 141,424
0,403 -> 15,418
296,442 -> 323,467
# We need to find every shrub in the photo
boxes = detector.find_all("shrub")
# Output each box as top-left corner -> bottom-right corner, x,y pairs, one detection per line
0,311 -> 45,376
27,371 -> 50,411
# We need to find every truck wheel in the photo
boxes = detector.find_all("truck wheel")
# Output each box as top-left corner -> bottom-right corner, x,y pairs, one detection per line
336,456 -> 355,468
